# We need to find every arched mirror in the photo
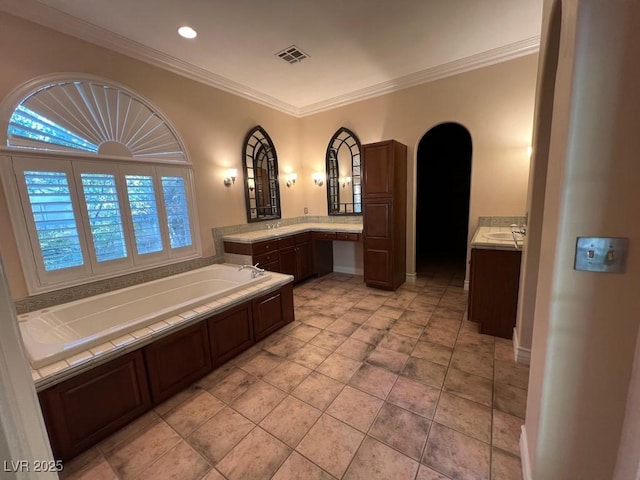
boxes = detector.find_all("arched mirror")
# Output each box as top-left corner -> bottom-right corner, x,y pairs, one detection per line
242,126 -> 281,222
326,127 -> 362,215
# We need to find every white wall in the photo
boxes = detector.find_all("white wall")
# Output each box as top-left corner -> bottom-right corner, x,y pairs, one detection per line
299,58 -> 537,279
0,257 -> 56,479
524,1 -> 640,478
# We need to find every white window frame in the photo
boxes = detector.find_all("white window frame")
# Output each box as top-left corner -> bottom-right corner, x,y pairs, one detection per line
73,161 -> 134,275
157,166 -> 199,260
0,152 -> 202,295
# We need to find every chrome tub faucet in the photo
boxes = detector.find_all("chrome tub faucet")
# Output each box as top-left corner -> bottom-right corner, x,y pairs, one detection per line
238,263 -> 266,278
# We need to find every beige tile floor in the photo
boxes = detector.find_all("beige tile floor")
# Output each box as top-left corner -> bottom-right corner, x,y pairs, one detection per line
61,267 -> 529,480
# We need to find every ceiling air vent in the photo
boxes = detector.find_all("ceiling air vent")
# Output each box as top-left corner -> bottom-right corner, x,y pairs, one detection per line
276,45 -> 309,64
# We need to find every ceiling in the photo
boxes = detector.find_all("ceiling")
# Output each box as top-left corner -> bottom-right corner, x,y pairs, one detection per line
1,0 -> 543,117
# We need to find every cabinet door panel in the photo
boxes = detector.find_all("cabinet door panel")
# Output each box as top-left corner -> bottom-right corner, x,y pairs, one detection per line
296,241 -> 313,281
253,283 -> 294,340
363,248 -> 391,287
209,302 -> 254,366
279,246 -> 296,277
144,322 -> 212,404
39,351 -> 151,461
470,248 -> 521,339
362,142 -> 393,196
364,202 -> 391,239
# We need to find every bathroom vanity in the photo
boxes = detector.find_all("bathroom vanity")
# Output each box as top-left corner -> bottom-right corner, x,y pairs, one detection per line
469,226 -> 523,339
222,223 -> 363,282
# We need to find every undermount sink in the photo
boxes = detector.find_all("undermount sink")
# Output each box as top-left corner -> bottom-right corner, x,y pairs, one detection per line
484,232 -> 521,241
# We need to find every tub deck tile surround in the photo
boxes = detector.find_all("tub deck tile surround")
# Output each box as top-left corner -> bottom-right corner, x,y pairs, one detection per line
29,267 -> 294,391
59,266 -> 529,480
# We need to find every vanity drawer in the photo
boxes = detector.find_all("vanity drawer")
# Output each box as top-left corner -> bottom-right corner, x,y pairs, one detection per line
336,232 -> 360,242
254,251 -> 280,266
278,235 -> 296,248
313,231 -> 337,241
253,239 -> 279,255
295,232 -> 312,243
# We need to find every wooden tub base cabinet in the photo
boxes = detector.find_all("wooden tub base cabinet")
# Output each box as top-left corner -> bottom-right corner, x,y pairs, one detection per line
38,351 -> 151,461
36,283 -> 294,462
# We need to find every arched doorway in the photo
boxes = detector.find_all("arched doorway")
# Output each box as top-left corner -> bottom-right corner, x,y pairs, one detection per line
415,122 -> 472,276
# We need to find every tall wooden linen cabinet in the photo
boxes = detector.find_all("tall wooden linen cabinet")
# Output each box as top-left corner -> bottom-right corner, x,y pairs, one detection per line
362,140 -> 407,290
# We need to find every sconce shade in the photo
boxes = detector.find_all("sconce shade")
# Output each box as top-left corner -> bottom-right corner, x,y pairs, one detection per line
224,168 -> 237,187
312,172 -> 324,186
286,172 -> 297,188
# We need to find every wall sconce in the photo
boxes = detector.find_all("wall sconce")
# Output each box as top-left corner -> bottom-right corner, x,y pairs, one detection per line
286,173 -> 297,188
341,176 -> 352,188
312,172 -> 324,187
224,168 -> 237,187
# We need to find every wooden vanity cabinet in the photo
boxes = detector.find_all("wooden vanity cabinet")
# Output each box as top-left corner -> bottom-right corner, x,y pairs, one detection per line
39,350 -> 151,461
362,140 -> 407,290
279,233 -> 313,283
469,247 -> 522,339
144,321 -> 212,403
208,302 -> 254,366
253,283 -> 294,341
223,239 -> 280,272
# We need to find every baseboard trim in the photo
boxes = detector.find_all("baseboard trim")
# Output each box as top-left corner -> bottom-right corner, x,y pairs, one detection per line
520,425 -> 533,480
513,327 -> 532,365
406,272 -> 417,283
333,266 -> 363,276
464,280 -> 470,291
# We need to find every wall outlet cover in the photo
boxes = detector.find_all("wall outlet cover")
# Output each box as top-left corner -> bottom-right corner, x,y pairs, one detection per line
574,236 -> 629,273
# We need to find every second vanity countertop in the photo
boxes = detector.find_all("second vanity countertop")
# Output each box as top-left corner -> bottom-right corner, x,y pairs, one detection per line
222,222 -> 363,244
471,226 -> 524,251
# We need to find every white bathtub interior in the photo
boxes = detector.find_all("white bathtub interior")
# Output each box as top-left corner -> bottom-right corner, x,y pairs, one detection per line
19,264 -> 271,369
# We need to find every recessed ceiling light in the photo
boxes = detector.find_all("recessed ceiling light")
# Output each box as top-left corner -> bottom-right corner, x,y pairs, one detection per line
178,26 -> 197,39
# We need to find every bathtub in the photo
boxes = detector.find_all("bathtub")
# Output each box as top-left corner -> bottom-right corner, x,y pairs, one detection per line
19,264 -> 271,369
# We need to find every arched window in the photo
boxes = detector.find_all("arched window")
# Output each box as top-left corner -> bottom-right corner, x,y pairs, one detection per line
325,127 -> 362,215
0,75 -> 200,294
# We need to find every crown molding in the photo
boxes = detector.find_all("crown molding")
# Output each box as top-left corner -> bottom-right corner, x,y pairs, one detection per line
297,36 -> 540,116
0,0 -> 301,115
1,0 -> 540,118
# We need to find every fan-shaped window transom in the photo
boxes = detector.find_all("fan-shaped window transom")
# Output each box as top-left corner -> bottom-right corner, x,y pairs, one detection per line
7,80 -> 187,163
0,76 -> 199,295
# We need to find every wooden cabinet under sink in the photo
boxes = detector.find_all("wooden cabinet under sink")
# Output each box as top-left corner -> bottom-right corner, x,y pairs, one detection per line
279,233 -> 313,283
469,247 -> 522,339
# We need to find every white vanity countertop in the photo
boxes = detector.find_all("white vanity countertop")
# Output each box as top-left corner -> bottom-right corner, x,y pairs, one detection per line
471,226 -> 524,251
222,222 -> 363,244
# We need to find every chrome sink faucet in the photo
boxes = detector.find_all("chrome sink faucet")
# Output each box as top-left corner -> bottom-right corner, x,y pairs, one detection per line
510,224 -> 527,236
238,263 -> 266,278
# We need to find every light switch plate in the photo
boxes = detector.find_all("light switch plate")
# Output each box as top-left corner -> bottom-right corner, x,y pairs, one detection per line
574,237 -> 629,273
